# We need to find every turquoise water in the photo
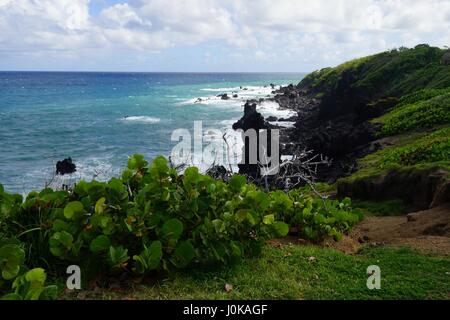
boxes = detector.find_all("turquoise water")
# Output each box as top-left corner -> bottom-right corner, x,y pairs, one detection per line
0,72 -> 305,194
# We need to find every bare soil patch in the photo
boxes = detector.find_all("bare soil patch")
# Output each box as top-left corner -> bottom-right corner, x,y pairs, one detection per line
271,204 -> 450,256
349,204 -> 450,255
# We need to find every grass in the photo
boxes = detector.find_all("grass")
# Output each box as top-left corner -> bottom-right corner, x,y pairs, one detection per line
338,126 -> 450,184
352,200 -> 407,216
62,244 -> 450,300
301,45 -> 450,100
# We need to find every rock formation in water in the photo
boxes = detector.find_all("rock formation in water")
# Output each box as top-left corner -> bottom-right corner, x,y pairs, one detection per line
56,158 -> 76,175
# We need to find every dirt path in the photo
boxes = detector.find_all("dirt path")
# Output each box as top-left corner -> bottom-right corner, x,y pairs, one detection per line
272,205 -> 450,256
331,204 -> 450,256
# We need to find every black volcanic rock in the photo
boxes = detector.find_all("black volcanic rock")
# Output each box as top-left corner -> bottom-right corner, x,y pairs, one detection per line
233,102 -> 267,131
218,93 -> 230,100
233,102 -> 270,178
56,158 -> 76,175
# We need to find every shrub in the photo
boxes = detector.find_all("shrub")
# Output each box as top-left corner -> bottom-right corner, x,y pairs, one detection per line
377,92 -> 450,136
378,127 -> 450,168
0,155 -> 361,298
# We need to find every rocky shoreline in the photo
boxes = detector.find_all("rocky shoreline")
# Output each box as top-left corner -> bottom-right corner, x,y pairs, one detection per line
233,81 -> 383,183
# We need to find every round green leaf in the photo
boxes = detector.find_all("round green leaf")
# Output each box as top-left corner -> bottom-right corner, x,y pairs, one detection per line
89,235 -> 111,253
162,218 -> 183,240
95,197 -> 106,214
25,268 -> 46,284
273,221 -> 289,237
0,244 -> 25,280
147,241 -> 162,270
64,201 -> 84,219
263,214 -> 275,225
171,241 -> 196,268
229,175 -> 246,193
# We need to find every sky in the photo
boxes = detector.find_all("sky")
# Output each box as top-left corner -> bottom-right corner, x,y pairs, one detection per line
0,0 -> 449,72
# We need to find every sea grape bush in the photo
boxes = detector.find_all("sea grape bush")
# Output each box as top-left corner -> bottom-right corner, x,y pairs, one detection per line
0,154 -> 361,299
0,239 -> 57,300
271,189 -> 362,241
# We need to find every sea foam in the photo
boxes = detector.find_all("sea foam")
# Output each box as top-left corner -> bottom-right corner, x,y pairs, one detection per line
121,116 -> 161,124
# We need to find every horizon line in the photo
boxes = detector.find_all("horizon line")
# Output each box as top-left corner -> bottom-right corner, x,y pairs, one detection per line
0,70 -> 310,74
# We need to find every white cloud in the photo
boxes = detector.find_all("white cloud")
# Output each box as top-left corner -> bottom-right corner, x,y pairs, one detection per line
100,3 -> 151,29
0,0 -> 449,69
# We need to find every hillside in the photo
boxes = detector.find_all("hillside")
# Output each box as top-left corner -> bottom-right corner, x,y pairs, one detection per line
267,45 -> 450,213
299,44 -> 450,118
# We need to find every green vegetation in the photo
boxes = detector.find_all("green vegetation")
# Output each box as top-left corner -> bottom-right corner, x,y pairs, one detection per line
2,46 -> 449,301
300,45 -> 450,114
0,154 -> 361,300
302,54 -> 375,91
352,200 -> 406,216
395,87 -> 450,107
377,127 -> 450,168
376,92 -> 450,136
340,126 -> 450,184
62,245 -> 450,300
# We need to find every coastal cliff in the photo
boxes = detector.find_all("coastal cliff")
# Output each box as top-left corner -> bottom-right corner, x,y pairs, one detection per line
234,44 -> 450,210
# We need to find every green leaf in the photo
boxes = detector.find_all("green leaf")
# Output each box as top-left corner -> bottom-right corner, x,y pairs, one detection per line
253,191 -> 270,211
229,175 -> 246,193
273,222 -> 289,237
0,244 -> 25,280
55,231 -> 73,247
146,241 -> 162,269
128,154 -> 148,170
41,285 -> 58,300
171,241 -> 196,268
263,214 -> 275,225
236,209 -> 249,222
212,219 -> 226,234
183,167 -> 200,185
95,197 -> 106,214
52,219 -> 73,233
1,293 -> 22,300
49,231 -> 73,258
89,235 -> 111,253
25,268 -> 46,285
107,246 -> 129,270
150,156 -> 168,177
63,201 -> 84,219
133,241 -> 162,274
246,212 -> 257,226
162,218 -> 183,240
121,169 -> 133,181
24,287 -> 45,300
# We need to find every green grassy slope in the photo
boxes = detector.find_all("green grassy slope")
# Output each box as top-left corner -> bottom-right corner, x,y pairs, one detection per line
299,45 -> 450,118
303,46 -> 450,193
62,244 -> 450,300
302,45 -> 450,97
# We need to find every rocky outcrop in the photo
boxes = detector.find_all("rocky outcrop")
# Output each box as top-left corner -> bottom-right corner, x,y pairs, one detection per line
232,102 -> 270,178
233,45 -> 450,186
56,158 -> 76,175
218,93 -> 230,100
337,167 -> 450,210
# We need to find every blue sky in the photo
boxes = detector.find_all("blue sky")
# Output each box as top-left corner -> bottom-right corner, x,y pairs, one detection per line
0,0 -> 448,72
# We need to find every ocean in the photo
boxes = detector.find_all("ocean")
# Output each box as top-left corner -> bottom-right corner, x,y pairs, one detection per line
0,72 -> 305,194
